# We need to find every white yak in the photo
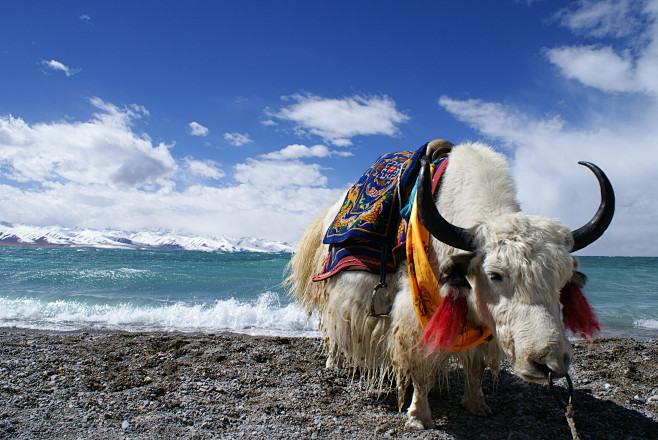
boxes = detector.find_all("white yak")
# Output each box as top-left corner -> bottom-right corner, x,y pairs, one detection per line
287,140 -> 614,429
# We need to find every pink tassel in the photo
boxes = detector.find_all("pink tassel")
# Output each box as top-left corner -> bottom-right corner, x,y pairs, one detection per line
422,289 -> 468,352
560,282 -> 603,340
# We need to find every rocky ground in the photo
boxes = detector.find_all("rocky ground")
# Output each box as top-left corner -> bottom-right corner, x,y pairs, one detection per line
0,331 -> 656,440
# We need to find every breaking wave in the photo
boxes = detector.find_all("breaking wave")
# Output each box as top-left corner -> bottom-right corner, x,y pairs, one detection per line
634,318 -> 658,330
0,292 -> 319,337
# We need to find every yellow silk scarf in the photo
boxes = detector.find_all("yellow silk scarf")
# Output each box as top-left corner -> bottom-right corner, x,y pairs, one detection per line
406,164 -> 492,352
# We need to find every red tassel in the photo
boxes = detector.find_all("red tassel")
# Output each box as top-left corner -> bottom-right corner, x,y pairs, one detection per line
422,289 -> 468,352
560,282 -> 602,340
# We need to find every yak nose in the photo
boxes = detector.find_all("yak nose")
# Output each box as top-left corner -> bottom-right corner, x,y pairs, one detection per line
530,351 -> 572,379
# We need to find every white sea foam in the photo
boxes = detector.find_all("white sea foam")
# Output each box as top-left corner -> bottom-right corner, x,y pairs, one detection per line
0,292 -> 319,337
634,318 -> 658,330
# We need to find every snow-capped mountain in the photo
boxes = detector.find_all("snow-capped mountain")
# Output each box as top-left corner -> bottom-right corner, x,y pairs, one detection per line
0,222 -> 293,253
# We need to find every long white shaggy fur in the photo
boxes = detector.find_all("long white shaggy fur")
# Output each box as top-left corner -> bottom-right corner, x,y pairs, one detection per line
287,142 -> 575,429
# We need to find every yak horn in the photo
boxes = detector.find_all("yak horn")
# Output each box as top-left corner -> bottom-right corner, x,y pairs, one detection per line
417,155 -> 475,252
571,161 -> 615,252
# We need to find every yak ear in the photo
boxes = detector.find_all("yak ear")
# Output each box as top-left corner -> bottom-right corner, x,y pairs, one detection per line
439,252 -> 475,278
569,257 -> 587,288
569,270 -> 587,289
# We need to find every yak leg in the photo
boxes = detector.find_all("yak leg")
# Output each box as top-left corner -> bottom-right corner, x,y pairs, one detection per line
405,369 -> 436,430
462,360 -> 490,415
459,347 -> 492,416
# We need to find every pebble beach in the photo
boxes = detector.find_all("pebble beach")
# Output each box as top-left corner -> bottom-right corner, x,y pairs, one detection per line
0,331 -> 656,440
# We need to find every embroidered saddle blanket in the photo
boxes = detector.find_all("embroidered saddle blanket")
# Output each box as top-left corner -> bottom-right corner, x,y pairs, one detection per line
312,145 -> 426,281
312,141 -> 493,352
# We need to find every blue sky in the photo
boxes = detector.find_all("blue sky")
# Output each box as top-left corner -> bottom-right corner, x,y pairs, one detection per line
1,0 -> 657,255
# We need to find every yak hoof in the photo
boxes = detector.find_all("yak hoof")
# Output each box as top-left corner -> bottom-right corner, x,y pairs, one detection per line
405,416 -> 434,430
462,397 -> 492,416
325,354 -> 343,369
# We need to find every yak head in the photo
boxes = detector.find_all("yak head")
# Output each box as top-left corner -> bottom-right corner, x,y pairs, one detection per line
417,154 -> 614,383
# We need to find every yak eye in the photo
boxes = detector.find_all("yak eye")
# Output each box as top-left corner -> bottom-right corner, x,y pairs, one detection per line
488,272 -> 504,282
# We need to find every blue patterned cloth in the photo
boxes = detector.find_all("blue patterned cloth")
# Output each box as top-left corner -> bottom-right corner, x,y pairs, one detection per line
313,144 -> 426,281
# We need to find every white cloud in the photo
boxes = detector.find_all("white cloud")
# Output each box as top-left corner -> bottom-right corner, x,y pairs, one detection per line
547,0 -> 658,95
439,97 -> 565,148
188,121 -> 209,136
439,96 -> 658,256
41,59 -> 79,77
259,144 -> 353,160
269,94 -> 409,146
0,179 -> 343,243
0,98 -> 344,243
0,98 -> 175,188
184,157 -> 224,180
546,46 -> 639,93
80,14 -> 92,22
554,0 -> 645,39
234,159 -> 328,188
224,132 -> 253,146
435,0 -> 658,256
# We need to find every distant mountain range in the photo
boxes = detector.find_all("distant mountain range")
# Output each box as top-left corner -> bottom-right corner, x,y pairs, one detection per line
0,222 -> 293,253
